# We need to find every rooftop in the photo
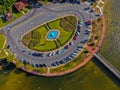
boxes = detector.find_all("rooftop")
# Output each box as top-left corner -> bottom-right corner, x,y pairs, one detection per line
14,0 -> 28,11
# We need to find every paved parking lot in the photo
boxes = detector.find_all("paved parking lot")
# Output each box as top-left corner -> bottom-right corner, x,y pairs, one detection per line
3,2 -> 100,68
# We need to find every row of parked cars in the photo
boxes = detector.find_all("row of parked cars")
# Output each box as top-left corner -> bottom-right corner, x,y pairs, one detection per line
20,44 -> 83,68
84,7 -> 94,13
73,20 -> 82,40
84,6 -> 101,17
22,50 -> 44,57
32,63 -> 47,68
20,59 -> 47,68
20,45 -> 84,68
51,45 -> 83,67
22,41 -> 73,58
47,41 -> 74,57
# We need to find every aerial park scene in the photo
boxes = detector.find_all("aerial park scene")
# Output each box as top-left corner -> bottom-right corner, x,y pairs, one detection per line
0,0 -> 120,90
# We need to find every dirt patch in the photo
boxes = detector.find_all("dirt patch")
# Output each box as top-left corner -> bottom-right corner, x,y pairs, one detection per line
60,16 -> 77,31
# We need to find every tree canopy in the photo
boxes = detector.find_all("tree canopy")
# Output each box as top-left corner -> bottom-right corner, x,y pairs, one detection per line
0,0 -> 16,15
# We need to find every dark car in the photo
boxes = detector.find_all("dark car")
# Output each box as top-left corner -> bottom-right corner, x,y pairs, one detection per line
32,3 -> 41,8
7,45 -> 10,49
51,62 -> 57,66
95,14 -> 100,17
90,9 -> 94,13
73,36 -> 77,40
39,53 -> 44,57
59,60 -> 64,64
43,63 -> 47,67
22,50 -> 26,52
84,7 -> 90,10
69,41 -> 74,46
64,45 -> 68,49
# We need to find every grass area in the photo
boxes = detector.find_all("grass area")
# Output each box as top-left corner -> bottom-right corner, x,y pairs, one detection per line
50,49 -> 91,73
33,26 -> 57,51
0,34 -> 7,59
0,49 -> 15,61
0,59 -> 119,90
32,67 -> 48,74
22,26 -> 57,52
0,33 -> 5,49
0,58 -> 119,90
48,18 -> 75,45
61,16 -> 77,31
22,32 -> 31,46
87,18 -> 102,49
0,50 -> 7,59
14,59 -> 48,74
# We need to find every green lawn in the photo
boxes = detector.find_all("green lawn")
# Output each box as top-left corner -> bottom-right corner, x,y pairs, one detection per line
0,50 -> 7,59
0,59 -> 119,90
24,26 -> 57,51
0,33 -> 5,49
48,19 -> 74,45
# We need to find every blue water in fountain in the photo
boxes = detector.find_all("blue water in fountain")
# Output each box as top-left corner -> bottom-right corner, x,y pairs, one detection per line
47,30 -> 59,39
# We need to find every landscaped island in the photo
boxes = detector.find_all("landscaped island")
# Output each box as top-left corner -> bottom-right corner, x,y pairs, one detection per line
22,16 -> 77,52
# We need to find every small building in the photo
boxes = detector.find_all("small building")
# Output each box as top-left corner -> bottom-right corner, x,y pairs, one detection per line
14,0 -> 28,11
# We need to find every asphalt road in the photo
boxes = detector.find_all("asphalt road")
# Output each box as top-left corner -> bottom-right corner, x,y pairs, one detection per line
2,2 -> 100,67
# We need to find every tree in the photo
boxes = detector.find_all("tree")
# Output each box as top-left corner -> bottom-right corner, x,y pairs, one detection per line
0,0 -> 16,15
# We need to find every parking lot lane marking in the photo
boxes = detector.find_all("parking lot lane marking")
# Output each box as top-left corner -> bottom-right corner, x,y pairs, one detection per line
11,12 -> 44,31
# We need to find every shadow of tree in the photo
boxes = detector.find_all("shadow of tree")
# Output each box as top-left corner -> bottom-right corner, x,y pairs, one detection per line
14,68 -> 23,74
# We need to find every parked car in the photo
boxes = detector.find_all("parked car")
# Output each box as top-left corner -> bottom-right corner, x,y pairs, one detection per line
73,36 -> 77,40
51,62 -> 57,66
69,41 -> 74,46
90,9 -> 94,13
64,45 -> 68,49
59,60 -> 64,64
56,50 -> 61,54
95,14 -> 100,17
84,7 -> 90,11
